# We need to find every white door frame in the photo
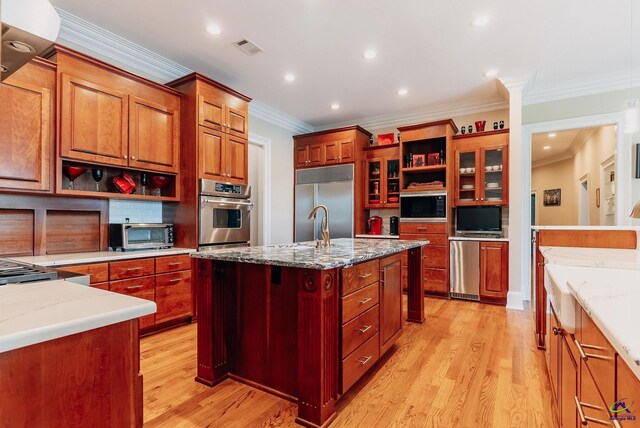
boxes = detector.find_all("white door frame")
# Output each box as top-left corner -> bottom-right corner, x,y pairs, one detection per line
520,112 -> 630,302
248,132 -> 272,245
578,173 -> 590,226
599,155 -> 616,225
531,190 -> 539,225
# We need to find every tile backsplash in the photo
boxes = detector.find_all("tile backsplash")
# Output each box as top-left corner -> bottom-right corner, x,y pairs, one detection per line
109,200 -> 163,224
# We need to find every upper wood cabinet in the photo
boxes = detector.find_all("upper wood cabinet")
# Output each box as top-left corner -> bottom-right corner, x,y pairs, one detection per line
129,96 -> 179,173
52,46 -> 181,174
293,126 -> 372,170
198,95 -> 248,139
479,241 -> 508,303
452,130 -> 509,206
363,145 -> 400,209
199,128 -> 225,180
0,59 -> 55,193
225,135 -> 248,183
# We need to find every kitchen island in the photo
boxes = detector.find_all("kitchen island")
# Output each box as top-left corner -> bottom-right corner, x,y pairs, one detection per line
191,238 -> 427,427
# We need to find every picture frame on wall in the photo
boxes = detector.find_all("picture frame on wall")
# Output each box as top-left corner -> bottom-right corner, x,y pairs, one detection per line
543,188 -> 561,206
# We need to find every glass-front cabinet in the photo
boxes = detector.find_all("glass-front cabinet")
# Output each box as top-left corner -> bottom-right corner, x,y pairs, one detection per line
365,157 -> 400,209
454,145 -> 508,206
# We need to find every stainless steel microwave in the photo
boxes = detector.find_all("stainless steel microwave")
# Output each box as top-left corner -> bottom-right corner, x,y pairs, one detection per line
109,223 -> 175,250
400,191 -> 447,222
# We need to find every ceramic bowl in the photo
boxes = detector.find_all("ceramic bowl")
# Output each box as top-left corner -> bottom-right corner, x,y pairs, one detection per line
459,168 -> 465,174
485,166 -> 492,172
464,167 -> 473,173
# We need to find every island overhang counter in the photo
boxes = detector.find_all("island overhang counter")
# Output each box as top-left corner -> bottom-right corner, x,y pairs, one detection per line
191,238 -> 427,427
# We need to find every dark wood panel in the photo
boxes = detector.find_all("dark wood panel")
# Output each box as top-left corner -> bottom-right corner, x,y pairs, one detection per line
155,254 -> 191,273
0,320 -> 141,427
155,270 -> 192,323
341,332 -> 380,394
341,259 -> 379,296
341,282 -> 379,323
424,267 -> 448,293
110,258 -> 155,280
406,247 -> 425,323
341,305 -> 379,357
46,210 -> 100,254
424,245 -> 448,268
0,209 -> 34,256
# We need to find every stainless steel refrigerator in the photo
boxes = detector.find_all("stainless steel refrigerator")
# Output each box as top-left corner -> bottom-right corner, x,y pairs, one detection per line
295,164 -> 354,242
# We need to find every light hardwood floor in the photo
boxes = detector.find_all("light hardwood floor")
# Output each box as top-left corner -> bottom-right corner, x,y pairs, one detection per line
141,298 -> 556,428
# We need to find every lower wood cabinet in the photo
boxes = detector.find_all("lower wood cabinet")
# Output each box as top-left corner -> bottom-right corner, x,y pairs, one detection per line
479,241 -> 508,304
400,223 -> 449,296
380,253 -> 402,355
57,254 -> 193,333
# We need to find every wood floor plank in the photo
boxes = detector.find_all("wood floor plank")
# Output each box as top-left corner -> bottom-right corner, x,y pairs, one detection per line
141,298 -> 557,428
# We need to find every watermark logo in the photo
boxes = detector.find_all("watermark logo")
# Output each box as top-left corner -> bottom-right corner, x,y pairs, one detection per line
610,399 -> 636,422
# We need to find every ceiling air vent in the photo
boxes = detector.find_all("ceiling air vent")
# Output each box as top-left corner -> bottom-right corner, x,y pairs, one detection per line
234,38 -> 264,55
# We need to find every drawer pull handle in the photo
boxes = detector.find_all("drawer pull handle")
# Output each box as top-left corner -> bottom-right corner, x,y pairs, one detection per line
126,285 -> 144,290
417,227 -> 427,231
168,278 -> 182,284
357,325 -> 372,333
574,396 -> 614,426
574,340 -> 613,361
168,262 -> 183,267
358,273 -> 372,280
126,267 -> 143,272
358,297 -> 373,305
357,355 -> 372,365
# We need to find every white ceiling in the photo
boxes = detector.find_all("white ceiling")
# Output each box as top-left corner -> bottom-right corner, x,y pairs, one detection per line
531,128 -> 597,165
50,0 -> 640,128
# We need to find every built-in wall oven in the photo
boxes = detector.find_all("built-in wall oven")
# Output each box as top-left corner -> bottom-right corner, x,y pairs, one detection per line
199,180 -> 252,249
400,191 -> 447,222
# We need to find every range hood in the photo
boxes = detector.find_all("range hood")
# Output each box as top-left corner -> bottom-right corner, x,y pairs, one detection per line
1,0 -> 60,80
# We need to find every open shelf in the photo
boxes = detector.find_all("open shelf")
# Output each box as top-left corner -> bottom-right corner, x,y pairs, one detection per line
403,165 -> 446,173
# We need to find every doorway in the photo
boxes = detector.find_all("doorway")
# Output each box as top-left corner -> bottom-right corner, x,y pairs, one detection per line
578,175 -> 590,226
248,133 -> 272,246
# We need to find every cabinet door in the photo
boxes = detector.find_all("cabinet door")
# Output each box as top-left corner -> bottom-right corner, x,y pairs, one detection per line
480,242 -> 508,300
548,306 -> 560,403
454,149 -> 479,205
339,140 -> 354,162
295,144 -> 310,168
0,78 -> 51,191
225,135 -> 248,184
324,141 -> 340,164
199,127 -> 225,180
198,94 -> 224,131
308,143 -> 324,166
380,254 -> 402,354
385,158 -> 400,208
129,96 -> 179,173
479,146 -> 508,205
155,270 -> 192,323
365,158 -> 384,209
560,336 -> 577,428
225,106 -> 248,139
59,73 -> 128,166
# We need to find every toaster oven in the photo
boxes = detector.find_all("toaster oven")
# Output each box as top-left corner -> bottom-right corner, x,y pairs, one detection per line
109,223 -> 175,251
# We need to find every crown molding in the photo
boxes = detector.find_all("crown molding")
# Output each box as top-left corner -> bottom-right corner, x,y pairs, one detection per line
524,68 -> 640,106
316,96 -> 509,131
532,152 -> 574,169
54,8 -> 314,134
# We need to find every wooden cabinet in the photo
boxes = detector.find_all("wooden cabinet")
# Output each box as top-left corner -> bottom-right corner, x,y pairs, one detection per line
379,254 -> 402,355
198,93 -> 248,139
560,334 -> 578,428
452,130 -> 509,206
0,59 -> 55,193
198,128 -> 247,183
156,270 -> 192,323
364,145 -> 400,209
479,241 -> 508,303
324,139 -> 354,164
110,276 -> 157,328
616,355 -> 640,426
54,46 -> 181,174
293,126 -> 372,170
225,135 -> 248,183
400,222 -> 449,296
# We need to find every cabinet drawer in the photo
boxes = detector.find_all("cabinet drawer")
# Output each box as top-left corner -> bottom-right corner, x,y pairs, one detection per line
578,309 -> 615,406
342,282 -> 379,323
579,361 -> 614,426
341,332 -> 380,393
424,245 -> 447,268
109,276 -> 155,329
91,282 -> 109,291
424,268 -> 448,293
156,271 -> 192,323
156,254 -> 191,274
62,263 -> 109,284
341,259 -> 379,296
342,305 -> 379,357
400,223 -> 446,235
109,258 -> 155,280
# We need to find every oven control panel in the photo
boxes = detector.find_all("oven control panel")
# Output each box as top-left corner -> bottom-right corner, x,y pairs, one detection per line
200,179 -> 251,199
215,183 -> 242,194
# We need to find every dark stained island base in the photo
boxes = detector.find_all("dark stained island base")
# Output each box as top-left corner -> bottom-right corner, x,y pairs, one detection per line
191,238 -> 427,427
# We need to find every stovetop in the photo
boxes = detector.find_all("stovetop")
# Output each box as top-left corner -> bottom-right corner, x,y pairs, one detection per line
0,259 -> 58,285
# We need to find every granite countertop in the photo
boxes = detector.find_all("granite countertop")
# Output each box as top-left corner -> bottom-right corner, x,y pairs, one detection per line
541,245 -> 640,380
192,238 -> 428,270
449,236 -> 509,242
11,248 -> 195,267
0,279 -> 156,353
355,234 -> 400,240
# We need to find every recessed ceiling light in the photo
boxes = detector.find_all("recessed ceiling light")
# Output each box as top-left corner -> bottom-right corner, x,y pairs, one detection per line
284,73 -> 296,82
206,24 -> 222,35
543,146 -> 551,150
548,133 -> 557,138
363,49 -> 377,60
472,15 -> 491,27
484,69 -> 498,77
397,88 -> 408,96
331,103 -> 340,110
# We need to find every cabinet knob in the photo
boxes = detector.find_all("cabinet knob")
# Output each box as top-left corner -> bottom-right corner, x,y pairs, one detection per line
123,155 -> 128,159
131,156 -> 136,160
481,198 -> 484,201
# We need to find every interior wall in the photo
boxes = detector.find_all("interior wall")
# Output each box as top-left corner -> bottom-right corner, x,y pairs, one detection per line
532,158 -> 576,225
249,116 -> 295,244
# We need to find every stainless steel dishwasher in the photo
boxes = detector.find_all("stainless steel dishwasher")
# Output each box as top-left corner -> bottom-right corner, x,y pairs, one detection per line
450,240 -> 480,301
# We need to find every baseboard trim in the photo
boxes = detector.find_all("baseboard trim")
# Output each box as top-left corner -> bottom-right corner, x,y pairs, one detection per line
506,291 -> 524,311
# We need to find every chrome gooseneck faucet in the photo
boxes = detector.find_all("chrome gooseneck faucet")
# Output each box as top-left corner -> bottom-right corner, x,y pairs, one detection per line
308,205 -> 330,248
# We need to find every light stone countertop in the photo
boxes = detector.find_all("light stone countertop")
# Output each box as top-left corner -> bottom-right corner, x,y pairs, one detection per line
192,238 -> 428,270
0,279 -> 156,353
11,248 -> 195,267
540,246 -> 640,270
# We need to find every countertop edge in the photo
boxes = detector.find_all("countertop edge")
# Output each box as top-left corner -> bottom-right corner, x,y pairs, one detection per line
11,248 -> 196,267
